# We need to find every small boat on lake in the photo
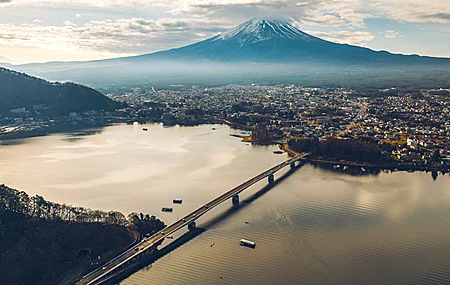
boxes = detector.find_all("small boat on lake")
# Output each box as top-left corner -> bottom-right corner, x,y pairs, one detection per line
273,150 -> 283,154
240,239 -> 256,248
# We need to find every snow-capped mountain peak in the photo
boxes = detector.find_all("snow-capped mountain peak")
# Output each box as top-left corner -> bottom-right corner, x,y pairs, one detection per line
214,19 -> 313,45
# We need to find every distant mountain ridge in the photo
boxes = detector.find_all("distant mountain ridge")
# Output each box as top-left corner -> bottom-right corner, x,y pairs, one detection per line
0,67 -> 120,116
2,19 -> 450,89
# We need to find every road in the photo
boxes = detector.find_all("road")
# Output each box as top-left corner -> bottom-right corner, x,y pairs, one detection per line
339,102 -> 367,137
76,153 -> 307,285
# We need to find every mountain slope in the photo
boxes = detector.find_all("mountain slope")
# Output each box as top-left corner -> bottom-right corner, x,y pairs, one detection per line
0,67 -> 120,116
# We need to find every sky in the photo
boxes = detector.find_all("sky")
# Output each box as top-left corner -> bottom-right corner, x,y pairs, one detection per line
1,0 -> 450,64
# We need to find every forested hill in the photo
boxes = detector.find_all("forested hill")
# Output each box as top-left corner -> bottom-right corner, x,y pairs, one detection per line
0,184 -> 165,285
0,67 -> 120,116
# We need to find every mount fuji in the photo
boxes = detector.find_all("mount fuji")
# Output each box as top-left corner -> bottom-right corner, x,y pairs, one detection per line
4,19 -> 450,89
133,18 -> 448,64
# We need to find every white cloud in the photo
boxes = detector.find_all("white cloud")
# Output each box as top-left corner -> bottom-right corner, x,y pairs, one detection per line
384,30 -> 398,39
63,20 -> 77,27
0,18 -> 229,57
371,0 -> 450,24
170,0 -> 368,28
7,0 -> 450,25
307,30 -> 375,45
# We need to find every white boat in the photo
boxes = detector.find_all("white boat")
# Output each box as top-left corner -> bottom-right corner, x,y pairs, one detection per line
361,167 -> 366,172
240,239 -> 256,248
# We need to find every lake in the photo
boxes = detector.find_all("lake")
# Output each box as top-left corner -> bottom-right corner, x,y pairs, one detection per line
1,123 -> 449,284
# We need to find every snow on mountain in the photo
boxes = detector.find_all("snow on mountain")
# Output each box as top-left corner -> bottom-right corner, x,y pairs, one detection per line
213,19 -> 317,46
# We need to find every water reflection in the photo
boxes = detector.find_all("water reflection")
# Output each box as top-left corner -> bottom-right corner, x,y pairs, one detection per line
309,162 -> 382,176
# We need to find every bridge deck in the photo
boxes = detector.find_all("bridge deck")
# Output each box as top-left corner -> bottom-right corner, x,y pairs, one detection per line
77,153 -> 307,285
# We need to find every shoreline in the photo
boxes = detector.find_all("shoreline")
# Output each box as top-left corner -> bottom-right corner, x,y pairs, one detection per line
281,144 -> 448,174
0,121 -> 114,141
1,120 -> 447,175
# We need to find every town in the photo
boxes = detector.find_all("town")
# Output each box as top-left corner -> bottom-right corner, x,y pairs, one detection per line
2,85 -> 450,171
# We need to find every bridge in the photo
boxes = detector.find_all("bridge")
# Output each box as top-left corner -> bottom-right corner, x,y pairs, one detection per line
76,153 -> 308,285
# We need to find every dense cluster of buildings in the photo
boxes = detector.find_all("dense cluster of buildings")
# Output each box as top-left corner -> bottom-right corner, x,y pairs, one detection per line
109,85 -> 450,168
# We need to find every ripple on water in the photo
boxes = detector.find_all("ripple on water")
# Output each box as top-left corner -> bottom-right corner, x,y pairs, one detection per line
121,165 -> 450,285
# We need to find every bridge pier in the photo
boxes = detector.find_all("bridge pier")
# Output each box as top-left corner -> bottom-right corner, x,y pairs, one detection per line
188,221 -> 197,231
290,162 -> 296,169
232,195 -> 239,207
268,174 -> 274,183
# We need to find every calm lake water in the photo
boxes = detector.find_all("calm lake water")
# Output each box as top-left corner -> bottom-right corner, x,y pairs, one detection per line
1,123 -> 450,285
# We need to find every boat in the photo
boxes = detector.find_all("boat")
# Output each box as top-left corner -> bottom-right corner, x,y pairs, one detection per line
161,207 -> 173,212
212,127 -> 216,130
142,128 -> 148,131
173,199 -> 183,204
361,167 -> 366,172
273,150 -> 284,154
334,165 -> 341,169
343,166 -> 348,170
239,239 -> 256,248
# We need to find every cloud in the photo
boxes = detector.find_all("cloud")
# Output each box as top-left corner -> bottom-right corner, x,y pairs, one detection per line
63,20 -> 77,27
0,55 -> 11,62
0,18 -> 230,57
307,30 -> 375,45
384,30 -> 398,39
170,0 -> 368,28
370,0 -> 450,24
7,0 -> 450,25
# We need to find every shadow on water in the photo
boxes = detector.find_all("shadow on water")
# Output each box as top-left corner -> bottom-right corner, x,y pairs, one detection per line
201,162 -> 304,229
62,129 -> 103,142
112,164 -> 305,284
0,138 -> 28,146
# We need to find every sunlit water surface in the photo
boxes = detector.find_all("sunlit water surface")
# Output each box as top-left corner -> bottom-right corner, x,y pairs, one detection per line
0,123 -> 449,285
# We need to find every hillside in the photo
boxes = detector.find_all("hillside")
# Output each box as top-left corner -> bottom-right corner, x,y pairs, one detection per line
0,67 -> 120,116
0,184 -> 165,285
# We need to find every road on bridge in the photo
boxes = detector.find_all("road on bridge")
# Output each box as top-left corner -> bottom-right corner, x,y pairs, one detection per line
76,153 -> 307,285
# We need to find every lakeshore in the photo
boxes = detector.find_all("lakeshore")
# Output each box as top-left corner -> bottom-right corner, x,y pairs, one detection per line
282,143 -> 448,176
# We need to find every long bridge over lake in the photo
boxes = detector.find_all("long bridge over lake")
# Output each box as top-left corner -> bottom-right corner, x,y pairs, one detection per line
76,153 -> 308,285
